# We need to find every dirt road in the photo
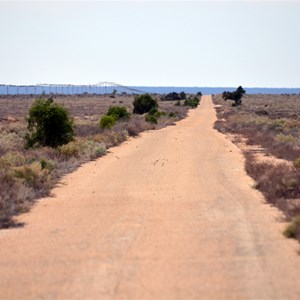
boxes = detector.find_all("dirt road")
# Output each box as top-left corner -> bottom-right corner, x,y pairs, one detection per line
1,96 -> 300,299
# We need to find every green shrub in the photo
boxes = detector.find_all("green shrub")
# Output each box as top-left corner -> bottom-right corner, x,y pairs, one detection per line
25,97 -> 74,148
163,92 -> 180,101
148,107 -> 159,115
284,215 -> 300,239
107,106 -> 130,120
169,112 -> 177,118
150,107 -> 166,117
40,159 -> 54,171
179,91 -> 186,100
133,94 -> 158,114
100,115 -> 116,129
145,114 -> 158,124
184,97 -> 200,108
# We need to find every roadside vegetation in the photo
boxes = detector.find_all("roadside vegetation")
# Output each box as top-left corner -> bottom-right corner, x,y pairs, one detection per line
0,92 -> 201,228
213,93 -> 300,242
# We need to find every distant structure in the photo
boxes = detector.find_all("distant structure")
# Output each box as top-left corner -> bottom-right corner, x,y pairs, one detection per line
0,82 -> 146,95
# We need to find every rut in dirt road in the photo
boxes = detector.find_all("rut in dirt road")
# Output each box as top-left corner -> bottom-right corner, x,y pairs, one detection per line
0,96 -> 300,300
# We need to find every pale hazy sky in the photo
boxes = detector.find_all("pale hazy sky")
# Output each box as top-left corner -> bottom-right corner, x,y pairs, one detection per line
0,1 -> 299,87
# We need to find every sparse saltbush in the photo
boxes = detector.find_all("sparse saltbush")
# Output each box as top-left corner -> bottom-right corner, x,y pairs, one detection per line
58,138 -> 106,160
213,93 -> 300,242
126,115 -> 152,136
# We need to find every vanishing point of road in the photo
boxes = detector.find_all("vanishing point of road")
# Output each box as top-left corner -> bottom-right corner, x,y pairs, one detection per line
0,96 -> 300,299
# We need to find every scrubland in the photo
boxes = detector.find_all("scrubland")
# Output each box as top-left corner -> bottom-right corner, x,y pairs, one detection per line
0,94 -> 192,228
213,94 -> 300,241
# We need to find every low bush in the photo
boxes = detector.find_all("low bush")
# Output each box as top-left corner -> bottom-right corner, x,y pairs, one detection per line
0,173 -> 34,227
126,115 -> 152,136
145,114 -> 158,124
163,92 -> 181,101
99,115 -> 116,129
245,154 -> 300,203
107,106 -> 130,120
284,215 -> 300,239
293,157 -> 300,168
58,138 -> 106,160
179,91 -> 186,100
184,97 -> 200,108
169,112 -> 177,118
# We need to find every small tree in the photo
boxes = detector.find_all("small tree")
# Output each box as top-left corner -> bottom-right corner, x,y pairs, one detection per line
179,91 -> 187,100
110,89 -> 117,98
25,97 -> 74,148
163,92 -> 181,101
222,86 -> 246,106
133,94 -> 158,114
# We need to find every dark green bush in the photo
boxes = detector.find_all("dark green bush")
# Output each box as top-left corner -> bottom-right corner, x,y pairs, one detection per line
222,86 -> 246,106
25,97 -> 74,148
169,112 -> 177,118
107,106 -> 130,120
148,107 -> 165,119
145,114 -> 158,124
100,115 -> 116,129
184,97 -> 200,108
163,92 -> 181,101
179,91 -> 186,100
133,94 -> 158,114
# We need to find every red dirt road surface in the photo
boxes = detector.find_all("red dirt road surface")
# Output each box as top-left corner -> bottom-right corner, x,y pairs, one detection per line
0,96 -> 300,299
